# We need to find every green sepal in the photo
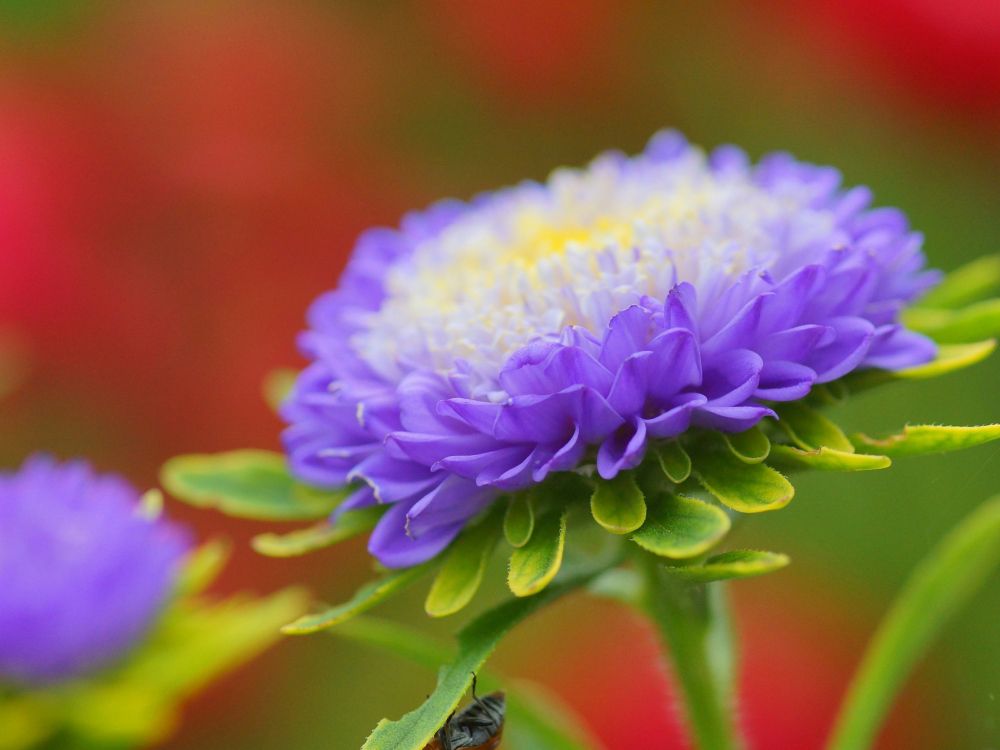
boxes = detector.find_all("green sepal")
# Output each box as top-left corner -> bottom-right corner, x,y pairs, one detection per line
282,563 -> 433,634
721,425 -> 771,463
504,492 -> 535,548
844,339 -> 996,392
161,450 -> 347,521
654,440 -> 692,483
776,402 -> 854,452
262,367 -> 298,412
667,549 -> 790,583
917,255 -> 1000,309
508,508 -> 568,597
425,507 -> 504,618
361,567 -> 607,750
252,505 -> 385,558
590,471 -> 647,534
905,299 -> 1000,343
138,488 -> 164,520
851,423 -> 1000,457
692,434 -> 794,513
631,493 -> 731,560
768,444 -> 891,472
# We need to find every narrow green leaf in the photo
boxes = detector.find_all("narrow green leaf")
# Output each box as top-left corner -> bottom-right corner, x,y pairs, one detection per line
161,450 -> 347,521
263,367 -> 298,412
631,494 -> 731,559
904,299 -> 1000,343
828,497 -> 1000,750
508,508 -> 568,597
252,505 -> 384,558
504,492 -> 535,548
722,426 -> 771,463
174,539 -> 231,596
425,508 -> 504,618
332,617 -> 602,750
361,568 -> 605,750
692,435 -> 794,513
918,255 -> 1000,309
654,440 -> 692,483
59,587 -> 308,746
851,423 -> 1000,458
777,402 -> 854,452
768,444 -> 891,472
282,564 -> 433,634
845,339 -> 996,392
590,472 -> 647,534
668,550 -> 790,583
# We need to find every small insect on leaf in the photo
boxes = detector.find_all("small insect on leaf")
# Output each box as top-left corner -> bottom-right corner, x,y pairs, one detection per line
425,675 -> 505,750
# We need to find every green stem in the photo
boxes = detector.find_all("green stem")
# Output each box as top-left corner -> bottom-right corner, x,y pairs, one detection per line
638,552 -> 744,750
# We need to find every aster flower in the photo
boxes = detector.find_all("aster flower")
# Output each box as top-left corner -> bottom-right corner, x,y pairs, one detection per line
281,130 -> 940,568
0,455 -> 188,684
0,455 -> 305,748
161,132 -> 1000,750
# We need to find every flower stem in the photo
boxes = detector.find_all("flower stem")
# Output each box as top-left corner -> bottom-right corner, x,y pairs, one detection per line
638,551 -> 744,750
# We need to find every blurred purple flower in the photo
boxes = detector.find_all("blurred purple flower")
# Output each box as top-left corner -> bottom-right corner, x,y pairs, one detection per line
0,456 -> 189,685
283,131 -> 939,568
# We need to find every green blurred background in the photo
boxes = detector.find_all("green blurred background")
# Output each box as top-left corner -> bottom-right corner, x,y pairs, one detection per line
1,1 -> 997,747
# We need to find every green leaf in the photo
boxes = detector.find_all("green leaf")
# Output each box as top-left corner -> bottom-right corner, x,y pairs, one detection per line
692,434 -> 794,513
361,568 -> 605,750
54,587 -> 308,747
161,450 -> 346,521
425,508 -> 504,617
504,492 -> 535,548
844,339 -> 996,392
654,440 -> 693,483
332,617 -> 602,750
918,255 -> 1000,309
851,423 -> 1000,458
722,425 -> 771,463
173,539 -> 231,596
776,402 -> 854,452
252,505 -> 385,558
828,496 -> 1000,750
282,564 -> 433,634
631,494 -> 731,559
768,444 -> 891,472
668,550 -> 790,583
263,368 -> 298,412
508,508 -> 568,597
904,298 -> 1000,343
590,472 -> 647,534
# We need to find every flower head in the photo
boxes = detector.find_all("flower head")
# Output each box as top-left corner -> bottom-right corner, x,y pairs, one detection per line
0,456 -> 190,684
283,131 -> 939,568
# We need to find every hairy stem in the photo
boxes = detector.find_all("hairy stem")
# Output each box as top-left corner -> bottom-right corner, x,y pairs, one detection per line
638,552 -> 744,750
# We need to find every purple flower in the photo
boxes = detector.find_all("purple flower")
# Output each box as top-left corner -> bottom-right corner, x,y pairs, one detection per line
283,131 -> 939,569
0,456 -> 190,685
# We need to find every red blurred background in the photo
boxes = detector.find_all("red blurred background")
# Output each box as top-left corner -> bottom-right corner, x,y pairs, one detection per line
2,1 -> 998,747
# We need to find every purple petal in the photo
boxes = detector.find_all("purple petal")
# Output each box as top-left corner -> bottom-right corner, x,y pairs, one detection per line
368,498 -> 463,569
597,419 -> 648,479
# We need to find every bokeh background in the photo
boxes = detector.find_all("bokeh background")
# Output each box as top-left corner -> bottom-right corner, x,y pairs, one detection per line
2,1 -> 998,748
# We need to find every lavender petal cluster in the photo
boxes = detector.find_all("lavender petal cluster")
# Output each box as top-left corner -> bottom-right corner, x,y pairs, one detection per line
283,132 -> 939,568
0,456 -> 189,684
